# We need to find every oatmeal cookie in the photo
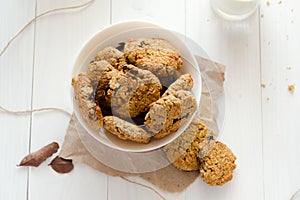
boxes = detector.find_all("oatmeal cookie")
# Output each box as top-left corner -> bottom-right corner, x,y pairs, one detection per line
162,74 -> 194,97
123,38 -> 183,86
124,38 -> 180,55
103,116 -> 151,144
107,65 -> 162,119
164,120 -> 213,171
94,46 -> 124,65
111,54 -> 128,70
72,73 -> 103,131
145,94 -> 181,137
145,90 -> 197,139
175,90 -> 198,122
199,141 -> 236,186
86,60 -> 114,86
94,64 -> 119,112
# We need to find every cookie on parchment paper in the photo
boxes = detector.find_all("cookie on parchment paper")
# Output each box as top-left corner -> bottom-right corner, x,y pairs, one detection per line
164,119 -> 213,171
199,141 -> 236,186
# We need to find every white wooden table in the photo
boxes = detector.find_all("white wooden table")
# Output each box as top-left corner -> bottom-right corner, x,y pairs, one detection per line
1,0 -> 299,199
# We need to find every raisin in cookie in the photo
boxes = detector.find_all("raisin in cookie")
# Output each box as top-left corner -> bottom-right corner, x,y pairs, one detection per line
199,141 -> 236,186
107,65 -> 162,119
145,90 -> 197,139
72,73 -> 103,131
123,38 -> 183,86
163,120 -> 213,171
163,74 -> 194,97
103,116 -> 151,144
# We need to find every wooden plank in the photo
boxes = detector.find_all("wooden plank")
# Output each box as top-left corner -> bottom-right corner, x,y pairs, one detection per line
186,1 -> 264,200
109,176 -> 186,200
28,0 -> 110,200
0,0 -> 36,200
111,0 -> 186,33
260,1 -> 300,200
110,0 -> 187,199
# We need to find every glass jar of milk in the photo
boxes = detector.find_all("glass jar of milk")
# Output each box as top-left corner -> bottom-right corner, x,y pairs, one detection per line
211,0 -> 260,20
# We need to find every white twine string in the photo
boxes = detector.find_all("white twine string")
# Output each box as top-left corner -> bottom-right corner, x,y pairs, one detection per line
120,176 -> 166,200
0,0 -> 95,58
0,105 -> 72,117
291,188 -> 300,200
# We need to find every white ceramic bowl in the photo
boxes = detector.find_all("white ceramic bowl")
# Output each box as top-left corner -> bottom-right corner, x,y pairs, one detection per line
72,21 -> 202,152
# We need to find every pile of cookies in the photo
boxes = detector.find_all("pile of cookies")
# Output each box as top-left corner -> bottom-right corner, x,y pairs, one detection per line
72,37 -> 237,186
164,119 -> 236,186
72,38 -> 198,144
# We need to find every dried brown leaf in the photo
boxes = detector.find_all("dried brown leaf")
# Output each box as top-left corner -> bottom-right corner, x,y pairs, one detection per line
17,142 -> 59,167
49,156 -> 74,174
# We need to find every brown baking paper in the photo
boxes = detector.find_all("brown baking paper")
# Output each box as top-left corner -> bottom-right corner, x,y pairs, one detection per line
60,56 -> 225,192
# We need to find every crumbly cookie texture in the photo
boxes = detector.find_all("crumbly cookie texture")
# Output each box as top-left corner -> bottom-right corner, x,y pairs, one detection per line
103,116 -> 151,144
145,90 -> 197,139
164,119 -> 213,171
107,65 -> 162,119
145,94 -> 181,137
111,54 -> 128,70
72,73 -> 103,131
199,141 -> 237,186
124,38 -> 180,55
163,74 -> 194,97
86,60 -> 114,86
94,46 -> 124,65
175,90 -> 198,121
94,63 -> 119,112
123,38 -> 183,86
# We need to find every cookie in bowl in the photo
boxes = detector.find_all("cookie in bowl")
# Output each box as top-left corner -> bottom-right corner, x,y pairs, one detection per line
145,90 -> 197,139
72,73 -> 103,131
123,38 -> 183,86
108,65 -> 162,119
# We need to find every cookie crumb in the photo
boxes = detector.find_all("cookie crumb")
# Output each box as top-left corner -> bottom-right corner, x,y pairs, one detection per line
288,84 -> 295,92
267,97 -> 270,101
266,1 -> 270,6
286,66 -> 292,70
278,0 -> 282,4
261,14 -> 264,18
261,83 -> 266,88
